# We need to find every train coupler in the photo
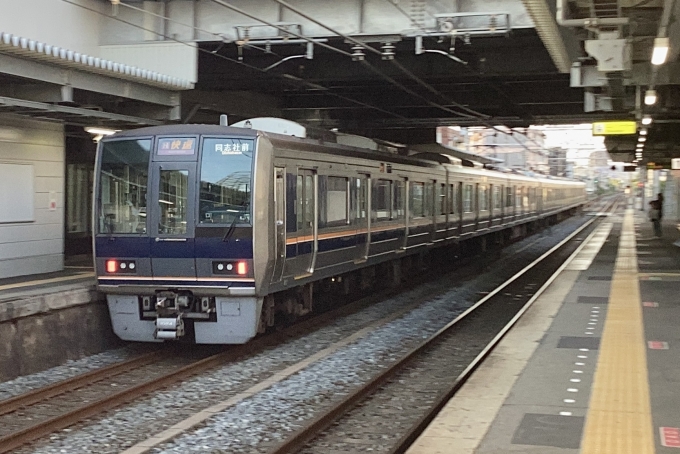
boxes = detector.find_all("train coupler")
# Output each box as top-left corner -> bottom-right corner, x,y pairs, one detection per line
154,315 -> 185,340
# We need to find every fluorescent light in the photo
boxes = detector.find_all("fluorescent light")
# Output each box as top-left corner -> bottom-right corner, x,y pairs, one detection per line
652,37 -> 669,65
644,89 -> 657,105
85,127 -> 118,136
641,116 -> 653,125
640,129 -> 648,135
638,137 -> 647,142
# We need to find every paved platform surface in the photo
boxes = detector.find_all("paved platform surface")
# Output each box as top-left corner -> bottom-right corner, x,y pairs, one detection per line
407,202 -> 680,454
0,255 -> 95,319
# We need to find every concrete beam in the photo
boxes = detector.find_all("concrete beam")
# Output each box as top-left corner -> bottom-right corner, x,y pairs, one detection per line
0,53 -> 179,107
181,90 -> 282,119
103,0 -> 535,44
0,84 -> 74,103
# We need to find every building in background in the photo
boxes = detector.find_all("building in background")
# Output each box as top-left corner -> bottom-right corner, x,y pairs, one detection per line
438,126 -> 549,173
548,147 -> 569,177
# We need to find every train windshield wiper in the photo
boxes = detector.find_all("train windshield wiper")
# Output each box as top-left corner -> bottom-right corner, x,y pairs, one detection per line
222,216 -> 238,242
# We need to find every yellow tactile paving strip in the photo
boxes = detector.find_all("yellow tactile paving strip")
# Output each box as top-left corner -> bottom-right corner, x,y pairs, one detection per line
581,209 -> 655,454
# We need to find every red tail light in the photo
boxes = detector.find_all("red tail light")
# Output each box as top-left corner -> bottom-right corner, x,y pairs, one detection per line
106,260 -> 118,273
237,261 -> 247,275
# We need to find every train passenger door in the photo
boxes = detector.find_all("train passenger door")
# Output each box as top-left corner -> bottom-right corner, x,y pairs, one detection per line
295,169 -> 317,276
355,175 -> 370,262
149,162 -> 197,278
271,167 -> 286,283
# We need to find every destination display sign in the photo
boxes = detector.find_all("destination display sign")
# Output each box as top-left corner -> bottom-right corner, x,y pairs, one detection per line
592,121 -> 636,136
157,138 -> 196,155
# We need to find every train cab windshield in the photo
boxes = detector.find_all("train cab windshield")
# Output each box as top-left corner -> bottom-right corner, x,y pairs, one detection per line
97,139 -> 151,234
96,135 -> 255,236
199,138 -> 254,225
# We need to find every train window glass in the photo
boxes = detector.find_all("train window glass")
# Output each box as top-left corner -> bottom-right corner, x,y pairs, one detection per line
326,176 -> 348,225
493,186 -> 501,210
373,179 -> 391,221
297,175 -> 304,231
425,183 -> 434,217
393,180 -> 405,219
199,138 -> 254,225
463,184 -> 473,213
158,169 -> 189,235
479,185 -> 488,211
304,174 -> 314,230
98,139 -> 151,234
439,184 -> 447,215
506,186 -> 513,208
448,184 -> 455,214
411,182 -> 424,218
356,177 -> 368,220
516,187 -> 522,208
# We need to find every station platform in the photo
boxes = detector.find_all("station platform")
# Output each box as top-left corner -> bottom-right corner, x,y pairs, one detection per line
0,257 -> 115,382
407,205 -> 680,454
0,255 -> 94,320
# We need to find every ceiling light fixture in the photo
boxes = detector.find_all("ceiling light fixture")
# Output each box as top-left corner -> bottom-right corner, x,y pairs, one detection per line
638,137 -> 647,142
652,37 -> 670,65
644,89 -> 657,105
641,116 -> 653,126
640,129 -> 648,135
85,127 -> 119,136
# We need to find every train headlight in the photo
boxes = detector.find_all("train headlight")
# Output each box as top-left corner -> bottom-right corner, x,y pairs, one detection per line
105,259 -> 137,274
212,261 -> 249,275
106,260 -> 117,273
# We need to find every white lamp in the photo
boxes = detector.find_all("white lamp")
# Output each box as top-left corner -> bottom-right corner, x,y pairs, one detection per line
641,116 -> 653,126
652,37 -> 669,65
644,89 -> 657,105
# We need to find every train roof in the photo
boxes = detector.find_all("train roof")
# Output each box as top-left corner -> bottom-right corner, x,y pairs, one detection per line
103,124 -> 583,187
107,124 -> 259,138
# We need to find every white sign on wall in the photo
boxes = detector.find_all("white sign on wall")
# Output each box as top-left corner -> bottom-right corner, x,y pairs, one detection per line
0,163 -> 34,223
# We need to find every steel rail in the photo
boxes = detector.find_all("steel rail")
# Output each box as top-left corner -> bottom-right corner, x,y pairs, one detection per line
385,197 -> 620,454
267,198 -> 619,454
0,349 -> 166,417
0,275 -> 427,454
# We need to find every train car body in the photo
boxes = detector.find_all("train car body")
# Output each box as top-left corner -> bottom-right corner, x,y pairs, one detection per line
94,122 -> 585,344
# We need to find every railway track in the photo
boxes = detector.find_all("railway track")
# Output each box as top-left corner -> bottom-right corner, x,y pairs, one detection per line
266,197 -> 620,454
2,201 -> 615,453
1,257 -> 490,454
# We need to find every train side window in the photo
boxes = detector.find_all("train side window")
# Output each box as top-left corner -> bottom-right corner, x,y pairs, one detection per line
393,180 -> 405,219
463,184 -> 473,213
424,182 -> 434,217
296,175 -> 304,231
373,179 -> 391,221
411,182 -> 425,218
506,186 -> 513,208
493,186 -> 501,210
516,187 -> 522,208
323,176 -> 349,227
448,184 -> 454,214
439,183 -> 447,215
479,185 -> 488,211
356,176 -> 368,220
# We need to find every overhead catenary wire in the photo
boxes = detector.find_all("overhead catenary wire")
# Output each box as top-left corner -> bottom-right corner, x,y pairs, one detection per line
59,0 -> 406,120
273,0 -> 539,152
117,1 -> 280,57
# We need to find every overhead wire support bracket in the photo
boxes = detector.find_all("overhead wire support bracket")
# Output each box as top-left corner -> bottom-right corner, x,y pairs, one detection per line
415,36 -> 467,65
263,42 -> 315,71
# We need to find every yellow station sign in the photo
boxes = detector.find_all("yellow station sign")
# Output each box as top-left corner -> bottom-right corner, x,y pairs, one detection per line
592,121 -> 637,136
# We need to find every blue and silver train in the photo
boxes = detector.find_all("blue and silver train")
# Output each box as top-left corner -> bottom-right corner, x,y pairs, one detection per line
94,118 -> 586,344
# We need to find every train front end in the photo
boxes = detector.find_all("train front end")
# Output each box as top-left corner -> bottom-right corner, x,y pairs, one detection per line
94,127 -> 266,344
